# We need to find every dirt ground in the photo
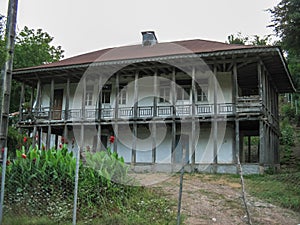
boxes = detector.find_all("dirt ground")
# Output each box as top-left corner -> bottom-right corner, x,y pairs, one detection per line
131,173 -> 300,225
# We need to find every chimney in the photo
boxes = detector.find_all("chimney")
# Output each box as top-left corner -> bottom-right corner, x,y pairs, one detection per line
141,31 -> 158,46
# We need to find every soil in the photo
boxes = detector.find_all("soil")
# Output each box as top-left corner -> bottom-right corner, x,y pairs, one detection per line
132,173 -> 300,225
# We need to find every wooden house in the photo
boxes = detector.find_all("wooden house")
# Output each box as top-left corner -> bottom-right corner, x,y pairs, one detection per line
13,32 -> 295,174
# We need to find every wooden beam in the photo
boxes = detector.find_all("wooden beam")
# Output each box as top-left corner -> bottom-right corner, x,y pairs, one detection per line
18,82 -> 25,123
113,73 -> 119,153
132,71 -> 138,166
171,68 -> 176,165
46,125 -> 51,149
191,66 -> 196,167
49,79 -> 54,120
213,66 -> 218,165
64,78 -> 70,120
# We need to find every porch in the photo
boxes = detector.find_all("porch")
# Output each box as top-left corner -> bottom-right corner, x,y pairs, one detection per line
20,96 -> 263,122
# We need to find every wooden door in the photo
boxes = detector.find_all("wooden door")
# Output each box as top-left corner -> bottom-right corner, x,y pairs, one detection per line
53,89 -> 63,120
174,134 -> 189,164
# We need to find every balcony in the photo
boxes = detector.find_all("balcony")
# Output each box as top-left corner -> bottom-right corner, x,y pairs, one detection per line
20,99 -> 264,123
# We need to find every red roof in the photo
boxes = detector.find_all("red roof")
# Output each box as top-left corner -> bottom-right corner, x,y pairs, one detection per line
18,39 -> 259,71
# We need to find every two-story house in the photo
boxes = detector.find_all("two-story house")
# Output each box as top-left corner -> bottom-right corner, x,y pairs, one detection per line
13,32 -> 295,174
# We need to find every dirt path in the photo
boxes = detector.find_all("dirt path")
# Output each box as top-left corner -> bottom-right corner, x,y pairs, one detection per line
132,173 -> 300,225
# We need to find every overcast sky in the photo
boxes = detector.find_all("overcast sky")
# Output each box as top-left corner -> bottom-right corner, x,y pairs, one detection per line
0,0 -> 280,58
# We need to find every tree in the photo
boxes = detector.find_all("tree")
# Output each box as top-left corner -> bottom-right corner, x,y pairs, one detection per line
13,26 -> 64,69
0,18 -> 65,112
227,32 -> 248,45
227,32 -> 271,46
269,0 -> 300,89
269,0 -> 300,54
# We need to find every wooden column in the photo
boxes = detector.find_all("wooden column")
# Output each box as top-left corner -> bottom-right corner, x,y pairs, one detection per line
232,62 -> 238,163
82,77 -> 86,118
46,125 -> 51,149
232,62 -> 238,109
97,76 -> 103,151
49,79 -> 54,120
213,66 -> 218,166
32,80 -> 41,147
18,82 -> 25,122
64,78 -> 70,121
152,71 -> 158,164
171,68 -> 176,165
47,79 -> 54,149
132,71 -> 139,165
113,74 -> 119,153
191,67 -> 196,167
235,120 -> 240,165
259,121 -> 265,166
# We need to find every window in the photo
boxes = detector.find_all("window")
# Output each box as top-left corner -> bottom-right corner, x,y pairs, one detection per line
102,91 -> 111,104
85,85 -> 94,106
177,87 -> 190,101
196,85 -> 208,102
118,88 -> 127,105
159,86 -> 170,103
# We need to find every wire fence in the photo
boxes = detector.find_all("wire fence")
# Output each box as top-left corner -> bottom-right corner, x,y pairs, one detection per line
0,143 -> 299,225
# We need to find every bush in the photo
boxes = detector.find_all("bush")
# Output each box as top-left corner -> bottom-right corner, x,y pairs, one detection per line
2,145 -> 130,221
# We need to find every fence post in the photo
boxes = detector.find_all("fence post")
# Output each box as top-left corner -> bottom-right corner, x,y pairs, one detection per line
0,147 -> 8,224
72,146 -> 80,225
177,146 -> 186,225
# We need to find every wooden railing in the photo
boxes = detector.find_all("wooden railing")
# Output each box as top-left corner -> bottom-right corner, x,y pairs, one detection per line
20,99 -> 266,122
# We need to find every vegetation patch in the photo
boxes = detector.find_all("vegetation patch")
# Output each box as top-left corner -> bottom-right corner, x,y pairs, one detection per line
1,145 -> 178,224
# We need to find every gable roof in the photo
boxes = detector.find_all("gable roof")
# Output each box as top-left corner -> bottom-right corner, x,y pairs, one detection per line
13,38 -> 296,93
15,39 -> 260,71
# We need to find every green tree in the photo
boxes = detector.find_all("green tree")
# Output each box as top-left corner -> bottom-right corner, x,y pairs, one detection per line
269,0 -> 300,54
269,0 -> 300,88
227,32 -> 248,45
227,32 -> 271,46
13,26 -> 64,69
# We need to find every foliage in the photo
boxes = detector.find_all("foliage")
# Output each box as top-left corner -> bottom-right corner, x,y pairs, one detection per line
227,32 -> 272,46
245,172 -> 300,211
1,145 -> 177,224
13,26 -> 64,69
269,0 -> 300,54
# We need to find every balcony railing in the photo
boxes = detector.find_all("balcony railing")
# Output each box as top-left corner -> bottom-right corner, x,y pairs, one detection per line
20,99 -> 264,122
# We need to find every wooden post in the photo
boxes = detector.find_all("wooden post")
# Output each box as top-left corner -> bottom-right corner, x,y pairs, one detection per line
32,80 -> 41,147
232,62 -> 238,113
152,71 -> 158,164
46,79 -> 54,149
132,71 -> 139,165
65,78 -> 70,120
0,0 -> 18,157
18,82 -> 25,122
259,121 -> 265,167
97,76 -> 102,151
213,66 -> 218,166
49,79 -> 54,120
248,136 -> 251,163
114,73 -> 119,153
171,68 -> 176,165
82,77 -> 86,118
191,67 -> 196,168
46,125 -> 51,149
235,120 -> 240,166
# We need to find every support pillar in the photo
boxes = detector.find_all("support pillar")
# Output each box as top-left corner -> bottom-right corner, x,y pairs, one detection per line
171,68 -> 176,166
191,66 -> 196,168
152,70 -> 158,164
113,73 -> 119,153
132,71 -> 139,166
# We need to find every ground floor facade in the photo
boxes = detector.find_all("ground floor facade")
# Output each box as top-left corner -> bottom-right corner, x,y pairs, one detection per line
25,116 -> 280,175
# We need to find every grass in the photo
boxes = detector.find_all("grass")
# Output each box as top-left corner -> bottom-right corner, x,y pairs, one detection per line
244,171 -> 300,211
194,171 -> 300,212
3,187 -> 180,225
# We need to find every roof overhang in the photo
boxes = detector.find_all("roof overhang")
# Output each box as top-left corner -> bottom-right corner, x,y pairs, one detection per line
13,46 -> 296,93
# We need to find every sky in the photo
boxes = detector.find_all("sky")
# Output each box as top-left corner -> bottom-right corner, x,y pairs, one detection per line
0,0 -> 281,59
